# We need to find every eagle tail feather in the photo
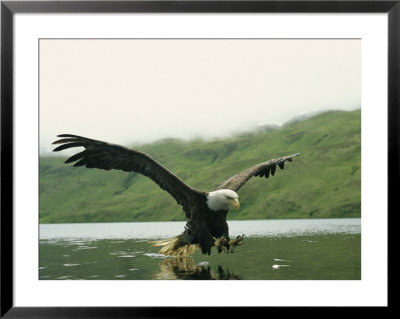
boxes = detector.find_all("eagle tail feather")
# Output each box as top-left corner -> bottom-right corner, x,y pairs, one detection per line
149,235 -> 198,256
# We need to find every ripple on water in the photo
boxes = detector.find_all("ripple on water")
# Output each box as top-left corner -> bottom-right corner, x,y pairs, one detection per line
272,264 -> 291,270
74,246 -> 98,250
196,261 -> 209,266
63,263 -> 81,267
144,253 -> 167,258
109,251 -> 127,255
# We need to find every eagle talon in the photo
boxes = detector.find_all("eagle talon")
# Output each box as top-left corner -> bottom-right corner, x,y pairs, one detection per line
228,234 -> 245,253
214,236 -> 230,254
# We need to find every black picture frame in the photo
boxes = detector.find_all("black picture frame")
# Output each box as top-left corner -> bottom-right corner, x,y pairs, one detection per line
1,0 -> 396,317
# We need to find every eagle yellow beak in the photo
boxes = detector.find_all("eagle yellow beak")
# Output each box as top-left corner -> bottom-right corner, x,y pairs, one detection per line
230,198 -> 240,210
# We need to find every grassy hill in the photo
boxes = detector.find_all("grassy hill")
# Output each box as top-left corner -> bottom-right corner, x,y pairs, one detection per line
39,109 -> 361,223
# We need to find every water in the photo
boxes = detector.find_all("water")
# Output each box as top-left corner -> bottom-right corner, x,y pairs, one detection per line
39,218 -> 361,280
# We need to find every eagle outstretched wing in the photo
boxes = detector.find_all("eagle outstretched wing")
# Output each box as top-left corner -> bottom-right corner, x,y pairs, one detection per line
214,153 -> 300,192
52,134 -> 203,216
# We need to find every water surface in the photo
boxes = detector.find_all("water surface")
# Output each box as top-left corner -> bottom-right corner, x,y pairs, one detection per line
39,218 -> 361,280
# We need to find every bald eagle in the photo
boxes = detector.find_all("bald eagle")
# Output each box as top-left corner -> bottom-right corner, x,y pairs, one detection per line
53,134 -> 300,256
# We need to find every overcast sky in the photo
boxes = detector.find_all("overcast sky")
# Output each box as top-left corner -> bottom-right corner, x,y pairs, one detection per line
40,39 -> 360,154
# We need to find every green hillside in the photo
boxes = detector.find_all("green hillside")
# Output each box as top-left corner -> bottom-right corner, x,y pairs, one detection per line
39,110 -> 361,223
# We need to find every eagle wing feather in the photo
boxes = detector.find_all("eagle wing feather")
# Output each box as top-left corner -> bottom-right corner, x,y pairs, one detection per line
214,153 -> 300,192
53,134 -> 203,217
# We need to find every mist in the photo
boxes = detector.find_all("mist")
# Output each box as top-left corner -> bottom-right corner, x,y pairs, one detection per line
40,39 -> 360,155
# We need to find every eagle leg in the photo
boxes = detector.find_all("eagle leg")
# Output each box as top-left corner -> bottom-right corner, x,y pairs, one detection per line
198,232 -> 215,255
228,234 -> 245,253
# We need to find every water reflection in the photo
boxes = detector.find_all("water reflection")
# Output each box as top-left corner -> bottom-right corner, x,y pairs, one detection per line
153,257 -> 241,280
216,265 -> 241,280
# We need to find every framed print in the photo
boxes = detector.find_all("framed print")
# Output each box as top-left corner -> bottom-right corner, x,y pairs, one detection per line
1,0 -> 397,316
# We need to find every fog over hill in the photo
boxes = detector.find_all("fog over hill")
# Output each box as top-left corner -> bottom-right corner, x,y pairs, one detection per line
41,108 -> 360,156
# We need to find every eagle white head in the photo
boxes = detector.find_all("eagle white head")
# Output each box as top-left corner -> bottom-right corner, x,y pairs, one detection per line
206,189 -> 240,212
